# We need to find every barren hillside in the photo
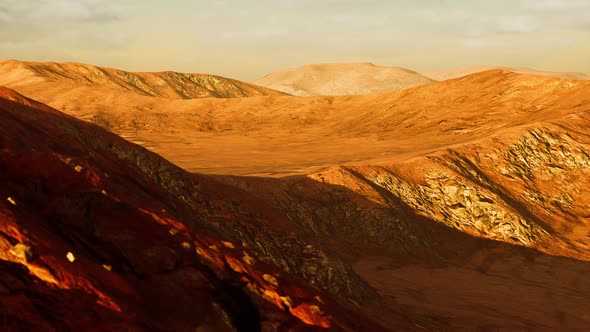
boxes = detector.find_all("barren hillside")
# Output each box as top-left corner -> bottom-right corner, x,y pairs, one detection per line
13,69 -> 587,177
0,60 -> 285,101
3,66 -> 590,330
422,66 -> 590,81
0,87 -> 396,331
253,62 -> 435,96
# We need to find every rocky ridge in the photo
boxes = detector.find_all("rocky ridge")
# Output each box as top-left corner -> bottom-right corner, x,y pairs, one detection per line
0,60 -> 286,99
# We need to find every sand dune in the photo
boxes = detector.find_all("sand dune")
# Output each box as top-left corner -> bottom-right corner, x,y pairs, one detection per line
253,62 -> 435,96
422,65 -> 590,81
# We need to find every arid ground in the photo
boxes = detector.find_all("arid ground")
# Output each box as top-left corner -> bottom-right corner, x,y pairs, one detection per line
1,60 -> 590,331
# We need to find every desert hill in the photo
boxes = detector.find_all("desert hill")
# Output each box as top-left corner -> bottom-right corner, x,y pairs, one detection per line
422,65 -> 590,81
0,87 -> 397,331
0,59 -> 285,100
16,68 -> 586,177
252,62 -> 435,96
3,65 -> 590,330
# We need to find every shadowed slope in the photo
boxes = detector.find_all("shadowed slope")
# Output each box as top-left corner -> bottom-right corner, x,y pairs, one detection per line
0,87 -> 394,331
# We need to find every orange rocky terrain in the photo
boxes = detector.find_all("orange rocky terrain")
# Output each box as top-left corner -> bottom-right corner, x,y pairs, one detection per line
252,62 -> 435,96
0,87 -> 396,331
2,60 -> 590,330
0,60 -> 286,101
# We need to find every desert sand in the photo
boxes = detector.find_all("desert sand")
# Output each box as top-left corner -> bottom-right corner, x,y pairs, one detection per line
253,62 -> 435,96
2,60 -> 590,330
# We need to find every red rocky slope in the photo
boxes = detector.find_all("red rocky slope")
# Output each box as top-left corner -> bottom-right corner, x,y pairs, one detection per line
0,87 -> 399,331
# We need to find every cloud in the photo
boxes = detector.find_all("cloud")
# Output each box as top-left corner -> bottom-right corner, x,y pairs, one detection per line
37,0 -> 126,22
463,15 -> 539,38
60,30 -> 131,50
464,36 -> 575,49
0,0 -> 132,50
0,10 -> 9,23
495,16 -> 537,34
0,29 -> 131,53
521,0 -> 590,32
413,9 -> 471,22
414,10 -> 538,36
0,0 -> 128,23
521,0 -> 590,10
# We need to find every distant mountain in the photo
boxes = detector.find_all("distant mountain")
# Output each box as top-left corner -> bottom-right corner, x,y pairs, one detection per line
0,59 -> 286,99
422,65 -> 590,81
253,62 -> 435,96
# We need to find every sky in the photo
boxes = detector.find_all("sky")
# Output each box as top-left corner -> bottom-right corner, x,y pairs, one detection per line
0,0 -> 588,81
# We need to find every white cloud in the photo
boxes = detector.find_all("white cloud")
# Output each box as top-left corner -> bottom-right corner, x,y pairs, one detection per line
414,10 -> 538,36
521,0 -> 590,10
464,36 -> 575,49
462,15 -> 539,38
0,29 -> 130,53
495,16 -> 538,34
0,0 -> 128,23
0,10 -> 9,23
60,30 -> 131,49
413,9 -> 471,22
36,0 -> 126,22
0,0 -> 132,51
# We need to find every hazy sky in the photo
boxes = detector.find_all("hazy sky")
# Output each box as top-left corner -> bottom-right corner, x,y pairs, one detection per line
1,0 -> 588,80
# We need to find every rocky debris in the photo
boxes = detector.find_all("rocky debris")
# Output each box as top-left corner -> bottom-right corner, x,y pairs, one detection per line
0,260 -> 144,331
66,252 -> 75,263
8,243 -> 34,263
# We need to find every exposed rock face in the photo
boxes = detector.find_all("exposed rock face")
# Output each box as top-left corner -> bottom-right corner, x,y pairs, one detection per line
368,169 -> 548,245
0,87 -> 395,331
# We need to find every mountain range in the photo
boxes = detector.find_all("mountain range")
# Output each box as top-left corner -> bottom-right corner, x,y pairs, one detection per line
1,60 -> 590,330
